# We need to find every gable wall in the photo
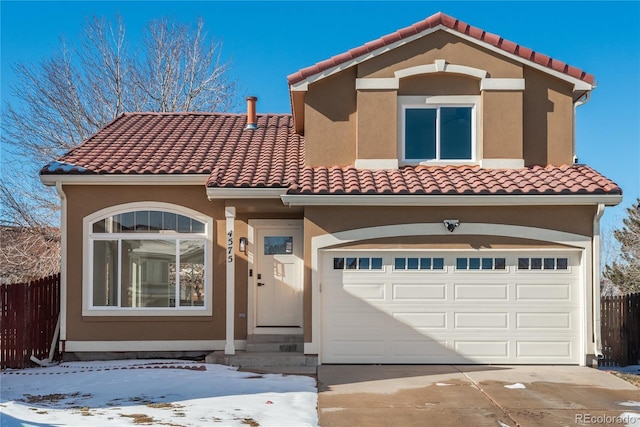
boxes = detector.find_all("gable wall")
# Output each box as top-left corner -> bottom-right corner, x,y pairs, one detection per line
302,30 -> 577,167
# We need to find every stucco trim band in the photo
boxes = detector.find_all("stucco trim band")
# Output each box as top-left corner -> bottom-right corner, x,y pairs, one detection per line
354,159 -> 400,169
64,340 -> 247,352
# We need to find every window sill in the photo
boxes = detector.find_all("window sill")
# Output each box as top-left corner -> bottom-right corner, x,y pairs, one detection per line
82,307 -> 212,317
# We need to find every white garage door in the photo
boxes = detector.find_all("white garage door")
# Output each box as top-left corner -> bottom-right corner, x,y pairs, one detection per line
321,250 -> 582,364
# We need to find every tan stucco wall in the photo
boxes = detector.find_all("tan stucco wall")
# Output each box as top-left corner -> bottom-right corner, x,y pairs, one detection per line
358,31 -> 523,79
304,69 -> 357,166
301,205 -> 596,340
356,90 -> 397,159
523,68 -> 575,166
64,185 -> 224,342
482,90 -> 523,159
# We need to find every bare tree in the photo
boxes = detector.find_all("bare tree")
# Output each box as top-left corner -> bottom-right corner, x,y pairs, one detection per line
1,15 -> 237,282
604,199 -> 640,294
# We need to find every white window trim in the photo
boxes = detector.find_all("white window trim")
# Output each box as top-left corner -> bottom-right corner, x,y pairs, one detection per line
82,202 -> 213,317
398,95 -> 481,166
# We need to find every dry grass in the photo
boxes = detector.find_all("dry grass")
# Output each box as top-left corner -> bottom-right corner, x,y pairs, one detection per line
612,372 -> 640,388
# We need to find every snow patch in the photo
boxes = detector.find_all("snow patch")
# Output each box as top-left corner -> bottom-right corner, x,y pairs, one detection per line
436,382 -> 453,386
504,383 -> 526,389
0,359 -> 318,427
619,401 -> 640,408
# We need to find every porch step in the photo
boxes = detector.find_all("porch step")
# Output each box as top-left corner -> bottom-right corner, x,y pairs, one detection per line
205,351 -> 318,374
245,334 -> 304,353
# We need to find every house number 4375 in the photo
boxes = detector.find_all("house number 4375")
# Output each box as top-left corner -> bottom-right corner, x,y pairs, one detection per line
227,231 -> 234,263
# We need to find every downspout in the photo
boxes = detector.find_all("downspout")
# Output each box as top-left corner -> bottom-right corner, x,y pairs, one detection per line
573,92 -> 590,163
55,182 -> 67,349
33,181 -> 66,366
592,203 -> 605,361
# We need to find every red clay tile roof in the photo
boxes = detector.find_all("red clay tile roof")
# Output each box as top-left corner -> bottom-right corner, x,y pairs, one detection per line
42,113 -> 304,188
288,165 -> 620,196
287,12 -> 594,86
42,113 -> 620,197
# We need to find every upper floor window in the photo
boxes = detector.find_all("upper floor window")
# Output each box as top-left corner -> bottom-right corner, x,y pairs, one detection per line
84,203 -> 212,316
399,96 -> 479,164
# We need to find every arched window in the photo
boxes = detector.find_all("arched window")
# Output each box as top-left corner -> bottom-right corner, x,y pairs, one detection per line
85,204 -> 211,315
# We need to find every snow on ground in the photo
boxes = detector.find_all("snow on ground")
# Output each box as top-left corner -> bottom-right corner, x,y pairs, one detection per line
0,359 -> 318,427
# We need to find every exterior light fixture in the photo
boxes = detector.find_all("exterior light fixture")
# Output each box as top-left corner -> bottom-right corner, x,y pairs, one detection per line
239,237 -> 248,253
443,220 -> 460,232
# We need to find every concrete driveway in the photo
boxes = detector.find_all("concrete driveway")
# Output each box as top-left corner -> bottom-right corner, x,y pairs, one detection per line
317,365 -> 640,426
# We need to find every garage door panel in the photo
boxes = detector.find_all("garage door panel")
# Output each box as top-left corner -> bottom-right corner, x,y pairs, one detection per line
516,283 -> 572,301
393,312 -> 447,329
392,283 -> 447,300
343,283 -> 385,300
322,251 -> 581,364
516,312 -> 572,329
517,341 -> 572,358
454,340 -> 509,358
454,283 -> 508,300
454,312 -> 509,329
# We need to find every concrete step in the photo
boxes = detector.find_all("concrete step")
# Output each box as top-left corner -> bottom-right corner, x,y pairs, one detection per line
246,342 -> 304,353
246,334 -> 303,344
206,351 -> 318,371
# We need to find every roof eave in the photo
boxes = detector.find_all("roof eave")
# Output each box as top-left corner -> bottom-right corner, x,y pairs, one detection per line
281,194 -> 622,207
40,174 -> 210,186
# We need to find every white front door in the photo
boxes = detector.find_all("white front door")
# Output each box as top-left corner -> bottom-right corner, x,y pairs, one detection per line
254,222 -> 303,329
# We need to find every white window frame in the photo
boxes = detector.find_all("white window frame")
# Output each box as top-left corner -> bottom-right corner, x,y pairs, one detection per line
83,202 -> 213,316
398,95 -> 481,165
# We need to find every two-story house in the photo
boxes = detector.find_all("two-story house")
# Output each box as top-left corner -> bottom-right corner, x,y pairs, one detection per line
41,12 -> 621,366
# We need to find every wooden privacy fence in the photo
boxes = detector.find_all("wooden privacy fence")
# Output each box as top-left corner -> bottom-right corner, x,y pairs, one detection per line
600,292 -> 640,367
1,274 -> 60,369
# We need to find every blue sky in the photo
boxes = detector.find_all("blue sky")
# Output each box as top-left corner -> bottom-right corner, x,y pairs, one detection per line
1,1 -> 639,235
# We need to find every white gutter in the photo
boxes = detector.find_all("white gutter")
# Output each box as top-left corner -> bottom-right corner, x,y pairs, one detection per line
592,203 -> 605,360
40,174 -> 209,186
207,188 -> 286,200
55,182 -> 67,346
281,194 -> 622,207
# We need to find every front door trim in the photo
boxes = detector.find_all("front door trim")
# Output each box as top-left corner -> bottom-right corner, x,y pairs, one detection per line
248,220 -> 303,335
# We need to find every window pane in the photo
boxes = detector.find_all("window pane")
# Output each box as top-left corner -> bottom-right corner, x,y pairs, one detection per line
163,212 -> 177,231
394,258 -> 406,270
120,212 -> 135,231
420,258 -> 431,270
371,258 -> 383,270
469,258 -> 480,270
179,240 -> 205,306
346,258 -> 357,269
531,258 -> 542,270
407,258 -> 419,270
557,258 -> 568,270
482,258 -> 493,270
544,258 -> 555,270
440,107 -> 472,160
93,240 -> 119,306
456,258 -> 467,270
405,109 -> 436,160
518,258 -> 529,269
358,258 -> 370,270
93,219 -> 107,233
149,211 -> 163,231
121,240 -> 176,308
433,258 -> 444,270
177,214 -> 191,233
264,236 -> 293,255
495,258 -> 506,270
333,258 -> 345,270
